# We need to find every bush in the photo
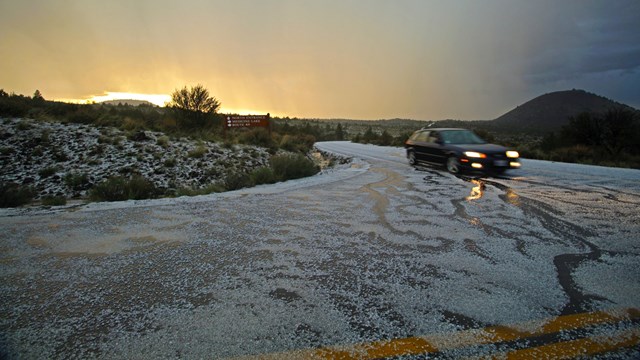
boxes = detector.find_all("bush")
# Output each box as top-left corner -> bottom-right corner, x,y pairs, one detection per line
127,175 -> 157,200
549,145 -> 593,164
249,166 -> 278,185
90,176 -> 128,201
270,154 -> 319,181
164,158 -> 177,167
41,196 -> 67,206
156,136 -> 170,148
38,166 -> 59,178
64,172 -> 90,191
16,121 -> 32,131
238,128 -> 276,149
223,171 -> 252,191
0,183 -> 34,207
89,175 -> 156,202
279,134 -> 316,153
188,145 -> 207,158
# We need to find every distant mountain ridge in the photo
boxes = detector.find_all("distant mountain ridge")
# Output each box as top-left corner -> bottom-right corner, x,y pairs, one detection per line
99,99 -> 156,107
490,89 -> 636,132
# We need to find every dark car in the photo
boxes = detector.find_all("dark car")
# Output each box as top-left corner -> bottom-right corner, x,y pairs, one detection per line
404,128 -> 521,174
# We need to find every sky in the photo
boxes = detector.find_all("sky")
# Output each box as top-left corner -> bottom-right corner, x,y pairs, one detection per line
1,0 -> 639,120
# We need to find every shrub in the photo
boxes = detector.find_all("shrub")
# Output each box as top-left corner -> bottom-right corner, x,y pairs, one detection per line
238,128 -> 276,149
64,172 -> 90,190
549,145 -> 593,163
223,171 -> 252,191
98,135 -> 113,144
279,134 -> 316,153
90,176 -> 128,201
89,175 -> 156,202
68,110 -> 98,124
121,117 -> 145,131
39,130 -> 51,144
38,166 -> 59,178
52,149 -> 68,162
156,136 -> 170,148
16,121 -> 32,131
127,175 -> 157,200
188,145 -> 207,158
270,154 -> 319,181
164,158 -> 177,167
42,196 -> 67,206
249,166 -> 277,185
32,147 -> 44,157
0,183 -> 34,207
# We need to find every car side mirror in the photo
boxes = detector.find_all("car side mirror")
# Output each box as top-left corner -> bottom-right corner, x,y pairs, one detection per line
435,139 -> 443,145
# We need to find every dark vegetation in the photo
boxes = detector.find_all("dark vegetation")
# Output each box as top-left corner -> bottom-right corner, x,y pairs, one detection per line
0,87 -> 348,151
526,108 -> 640,167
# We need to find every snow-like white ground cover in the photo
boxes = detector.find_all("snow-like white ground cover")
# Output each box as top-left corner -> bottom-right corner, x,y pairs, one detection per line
0,117 -> 270,199
1,141 -> 639,359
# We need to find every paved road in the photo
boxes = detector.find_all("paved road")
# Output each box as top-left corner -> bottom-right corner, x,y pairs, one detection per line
1,141 -> 639,359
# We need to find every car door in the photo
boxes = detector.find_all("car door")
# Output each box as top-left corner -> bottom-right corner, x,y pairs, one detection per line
421,131 -> 445,163
427,131 -> 448,164
409,131 -> 430,162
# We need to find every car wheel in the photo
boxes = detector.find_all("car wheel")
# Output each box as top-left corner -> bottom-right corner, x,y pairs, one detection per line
408,151 -> 417,166
446,157 -> 460,174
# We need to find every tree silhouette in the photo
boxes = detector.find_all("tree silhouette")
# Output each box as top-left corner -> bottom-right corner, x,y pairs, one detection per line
335,123 -> 345,140
33,90 -> 45,102
167,84 -> 221,130
561,108 -> 639,156
168,84 -> 220,114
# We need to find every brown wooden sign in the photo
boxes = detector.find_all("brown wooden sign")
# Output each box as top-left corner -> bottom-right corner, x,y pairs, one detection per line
225,114 -> 270,129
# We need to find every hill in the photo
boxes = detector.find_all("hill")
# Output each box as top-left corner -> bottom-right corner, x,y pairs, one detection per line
490,89 -> 635,133
100,99 -> 156,107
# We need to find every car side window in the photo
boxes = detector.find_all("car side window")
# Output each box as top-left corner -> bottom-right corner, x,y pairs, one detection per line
426,132 -> 440,144
439,132 -> 451,144
413,131 -> 429,142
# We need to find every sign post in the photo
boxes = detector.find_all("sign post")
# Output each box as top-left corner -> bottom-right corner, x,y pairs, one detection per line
224,114 -> 271,137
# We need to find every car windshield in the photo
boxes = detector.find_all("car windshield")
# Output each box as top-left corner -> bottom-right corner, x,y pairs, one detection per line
440,130 -> 486,145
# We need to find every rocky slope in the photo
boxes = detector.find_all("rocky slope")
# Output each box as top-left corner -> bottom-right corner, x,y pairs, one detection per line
0,118 -> 272,200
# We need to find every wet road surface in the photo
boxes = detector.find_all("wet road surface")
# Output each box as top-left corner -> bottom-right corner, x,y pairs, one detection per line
1,141 -> 639,358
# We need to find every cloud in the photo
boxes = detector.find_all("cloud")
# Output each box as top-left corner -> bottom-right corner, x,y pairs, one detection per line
523,2 -> 640,80
1,0 -> 638,118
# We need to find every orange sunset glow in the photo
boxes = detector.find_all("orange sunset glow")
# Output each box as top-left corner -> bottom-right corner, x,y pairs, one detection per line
1,1 -> 638,120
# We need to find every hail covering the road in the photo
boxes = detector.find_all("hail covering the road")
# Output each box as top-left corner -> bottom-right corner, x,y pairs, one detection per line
0,141 -> 639,359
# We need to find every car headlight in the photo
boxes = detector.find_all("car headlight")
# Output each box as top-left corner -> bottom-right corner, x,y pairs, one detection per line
464,151 -> 486,158
506,151 -> 519,158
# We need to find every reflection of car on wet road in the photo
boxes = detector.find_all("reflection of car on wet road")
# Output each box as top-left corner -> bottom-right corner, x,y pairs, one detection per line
404,128 -> 521,174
